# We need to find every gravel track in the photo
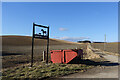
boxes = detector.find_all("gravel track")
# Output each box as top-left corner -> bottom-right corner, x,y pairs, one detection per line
61,45 -> 119,78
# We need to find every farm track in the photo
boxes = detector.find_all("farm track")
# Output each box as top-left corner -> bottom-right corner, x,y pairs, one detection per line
61,44 -> 119,78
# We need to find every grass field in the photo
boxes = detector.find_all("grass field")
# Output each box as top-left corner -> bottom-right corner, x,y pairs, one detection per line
2,36 -> 91,79
91,42 -> 119,55
2,36 -> 87,68
2,36 -> 118,79
2,62 -> 93,79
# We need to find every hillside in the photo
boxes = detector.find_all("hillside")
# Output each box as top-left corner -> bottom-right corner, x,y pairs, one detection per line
2,35 -> 81,46
2,35 -> 87,68
91,42 -> 118,54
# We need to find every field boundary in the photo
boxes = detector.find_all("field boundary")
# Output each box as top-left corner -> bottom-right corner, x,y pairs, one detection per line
90,43 -> 119,56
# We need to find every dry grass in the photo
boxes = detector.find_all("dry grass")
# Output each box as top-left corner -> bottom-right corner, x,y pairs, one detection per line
91,42 -> 119,56
2,35 -> 80,46
2,36 -> 107,79
2,36 -> 87,68
2,62 -> 93,79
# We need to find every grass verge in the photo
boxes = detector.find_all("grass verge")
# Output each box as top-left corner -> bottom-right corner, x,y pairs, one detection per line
2,62 -> 93,79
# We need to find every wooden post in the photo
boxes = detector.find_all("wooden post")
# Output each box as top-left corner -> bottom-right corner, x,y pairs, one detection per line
104,34 -> 106,51
76,47 -> 77,49
43,51 -> 46,62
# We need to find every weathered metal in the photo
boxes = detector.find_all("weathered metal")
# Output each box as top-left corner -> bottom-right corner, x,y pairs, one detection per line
50,49 -> 83,63
31,23 -> 49,67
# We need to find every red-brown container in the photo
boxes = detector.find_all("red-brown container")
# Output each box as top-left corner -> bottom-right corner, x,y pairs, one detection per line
50,50 -> 63,63
50,49 -> 83,63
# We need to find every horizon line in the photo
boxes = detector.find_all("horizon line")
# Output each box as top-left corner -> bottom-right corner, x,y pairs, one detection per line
0,34 -> 119,43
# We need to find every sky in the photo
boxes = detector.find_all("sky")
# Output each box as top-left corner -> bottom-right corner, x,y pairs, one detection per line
2,2 -> 118,42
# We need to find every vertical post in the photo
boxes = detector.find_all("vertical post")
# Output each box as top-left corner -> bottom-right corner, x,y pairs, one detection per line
76,47 -> 77,49
104,34 -> 106,51
46,26 -> 49,64
31,23 -> 35,67
43,51 -> 46,62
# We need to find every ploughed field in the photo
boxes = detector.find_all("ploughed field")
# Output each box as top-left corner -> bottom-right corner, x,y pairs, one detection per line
91,43 -> 119,54
2,36 -> 87,68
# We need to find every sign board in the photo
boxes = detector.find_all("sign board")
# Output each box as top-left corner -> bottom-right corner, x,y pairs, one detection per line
31,23 -> 49,67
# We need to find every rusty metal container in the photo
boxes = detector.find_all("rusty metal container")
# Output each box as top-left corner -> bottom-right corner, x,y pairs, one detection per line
50,49 -> 83,63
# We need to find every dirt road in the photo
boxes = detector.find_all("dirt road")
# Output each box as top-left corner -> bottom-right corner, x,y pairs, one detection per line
61,47 -> 119,78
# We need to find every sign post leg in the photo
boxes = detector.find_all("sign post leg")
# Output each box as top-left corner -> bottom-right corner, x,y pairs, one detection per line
46,27 -> 49,64
31,23 -> 35,67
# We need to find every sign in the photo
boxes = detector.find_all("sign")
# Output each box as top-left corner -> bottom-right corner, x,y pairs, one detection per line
31,23 -> 49,67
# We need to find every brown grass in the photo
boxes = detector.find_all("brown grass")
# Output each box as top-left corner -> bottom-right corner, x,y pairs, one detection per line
2,35 -> 81,46
2,36 -> 87,68
91,42 -> 119,55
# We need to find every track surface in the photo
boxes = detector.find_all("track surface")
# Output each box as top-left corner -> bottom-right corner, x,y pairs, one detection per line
62,45 -> 119,78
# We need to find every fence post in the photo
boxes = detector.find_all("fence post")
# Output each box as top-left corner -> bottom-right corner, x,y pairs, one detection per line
43,51 -> 46,62
76,47 -> 77,49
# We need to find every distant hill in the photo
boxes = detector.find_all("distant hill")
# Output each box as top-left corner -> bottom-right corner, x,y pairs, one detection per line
1,35 -> 80,46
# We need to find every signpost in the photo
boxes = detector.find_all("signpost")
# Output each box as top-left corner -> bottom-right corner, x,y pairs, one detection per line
31,23 -> 49,67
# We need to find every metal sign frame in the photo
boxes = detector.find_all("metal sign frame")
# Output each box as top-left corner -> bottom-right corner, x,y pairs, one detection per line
31,23 -> 49,67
